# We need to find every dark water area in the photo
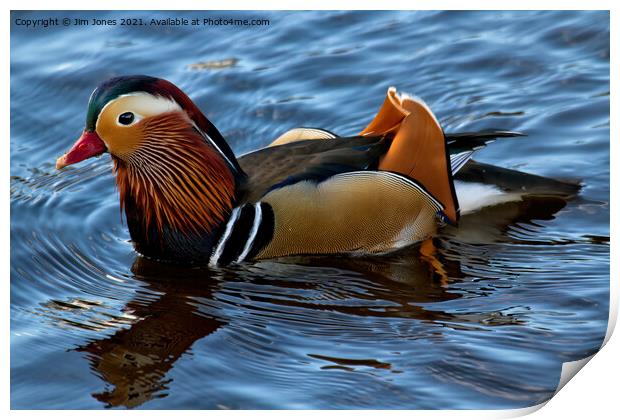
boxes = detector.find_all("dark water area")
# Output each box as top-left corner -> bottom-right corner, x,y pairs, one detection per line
10,10 -> 609,409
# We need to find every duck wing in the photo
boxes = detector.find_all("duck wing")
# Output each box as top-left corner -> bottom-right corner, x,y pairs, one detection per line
237,135 -> 390,203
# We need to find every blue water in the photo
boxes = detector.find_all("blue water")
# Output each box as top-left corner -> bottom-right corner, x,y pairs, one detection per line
10,10 -> 609,409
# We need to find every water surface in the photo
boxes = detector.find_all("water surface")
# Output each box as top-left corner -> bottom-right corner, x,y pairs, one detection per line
10,10 -> 609,409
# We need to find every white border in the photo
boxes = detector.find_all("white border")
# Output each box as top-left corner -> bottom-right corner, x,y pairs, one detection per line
4,1 -> 616,419
0,0 -> 617,10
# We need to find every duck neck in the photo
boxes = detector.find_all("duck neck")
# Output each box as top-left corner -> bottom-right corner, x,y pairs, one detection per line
113,132 -> 241,261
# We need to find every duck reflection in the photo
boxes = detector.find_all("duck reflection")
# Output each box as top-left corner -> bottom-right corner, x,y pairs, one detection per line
77,246 -> 466,408
75,194 -> 573,408
444,196 -> 572,245
76,261 -> 226,408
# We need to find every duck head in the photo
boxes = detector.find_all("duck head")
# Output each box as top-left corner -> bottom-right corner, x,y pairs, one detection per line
56,75 -> 245,242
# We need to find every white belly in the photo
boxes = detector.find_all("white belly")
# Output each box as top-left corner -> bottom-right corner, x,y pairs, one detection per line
454,181 -> 524,215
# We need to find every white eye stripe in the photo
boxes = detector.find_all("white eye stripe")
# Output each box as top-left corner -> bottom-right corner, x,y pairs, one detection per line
114,92 -> 182,114
97,92 -> 183,130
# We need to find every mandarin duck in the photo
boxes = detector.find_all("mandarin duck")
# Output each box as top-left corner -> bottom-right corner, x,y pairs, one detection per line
55,76 -> 578,265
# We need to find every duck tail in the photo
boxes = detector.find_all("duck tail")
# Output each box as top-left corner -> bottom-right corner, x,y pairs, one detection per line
456,160 -> 582,198
445,130 -> 526,174
359,88 -> 460,224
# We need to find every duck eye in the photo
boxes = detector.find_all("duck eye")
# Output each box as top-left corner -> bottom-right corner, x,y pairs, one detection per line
118,112 -> 135,125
